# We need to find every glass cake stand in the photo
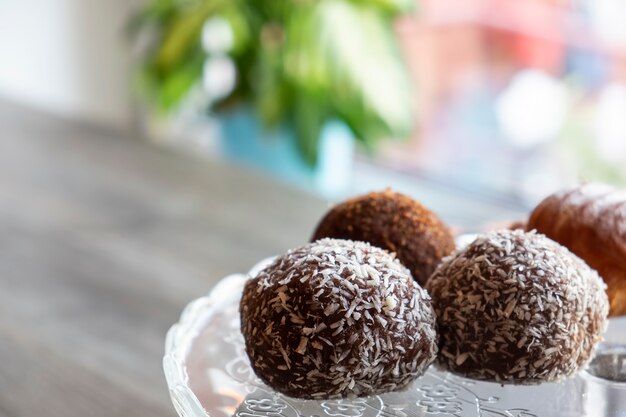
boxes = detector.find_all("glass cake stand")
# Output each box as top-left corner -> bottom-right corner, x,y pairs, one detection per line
164,257 -> 626,417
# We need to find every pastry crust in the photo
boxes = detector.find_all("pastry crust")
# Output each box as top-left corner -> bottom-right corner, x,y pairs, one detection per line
527,184 -> 626,317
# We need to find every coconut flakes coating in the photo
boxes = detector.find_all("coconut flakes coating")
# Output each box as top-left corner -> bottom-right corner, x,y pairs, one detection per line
240,238 -> 438,399
426,229 -> 609,384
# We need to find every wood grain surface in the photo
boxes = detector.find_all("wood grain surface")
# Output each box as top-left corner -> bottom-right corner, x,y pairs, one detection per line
0,100 -> 328,417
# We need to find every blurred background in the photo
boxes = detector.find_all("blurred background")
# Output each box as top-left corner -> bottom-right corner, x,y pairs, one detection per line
2,0 -> 625,208
1,1 -> 626,416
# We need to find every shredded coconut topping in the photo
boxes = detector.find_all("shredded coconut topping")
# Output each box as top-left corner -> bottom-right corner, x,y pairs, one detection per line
426,229 -> 609,384
240,238 -> 438,399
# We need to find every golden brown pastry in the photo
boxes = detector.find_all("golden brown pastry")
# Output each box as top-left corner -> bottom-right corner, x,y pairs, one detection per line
527,184 -> 626,316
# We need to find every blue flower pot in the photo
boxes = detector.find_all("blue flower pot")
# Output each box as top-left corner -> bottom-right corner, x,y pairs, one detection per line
218,107 -> 354,197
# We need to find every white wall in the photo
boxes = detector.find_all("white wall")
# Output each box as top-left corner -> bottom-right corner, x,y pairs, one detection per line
0,0 -> 139,129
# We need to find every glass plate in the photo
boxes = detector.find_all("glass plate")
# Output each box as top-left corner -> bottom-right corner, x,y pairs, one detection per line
164,257 -> 626,417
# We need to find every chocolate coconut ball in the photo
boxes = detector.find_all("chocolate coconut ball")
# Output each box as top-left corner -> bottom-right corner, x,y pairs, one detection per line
311,190 -> 455,286
426,229 -> 609,384
240,238 -> 438,399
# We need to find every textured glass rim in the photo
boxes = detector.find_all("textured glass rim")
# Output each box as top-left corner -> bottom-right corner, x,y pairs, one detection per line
163,254 -> 626,417
164,257 -> 275,417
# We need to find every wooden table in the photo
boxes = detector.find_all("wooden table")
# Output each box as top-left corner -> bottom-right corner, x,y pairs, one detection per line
0,100 -> 331,417
0,100 -> 524,417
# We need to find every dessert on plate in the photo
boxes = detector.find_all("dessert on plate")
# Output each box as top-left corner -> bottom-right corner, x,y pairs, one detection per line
426,229 -> 609,384
239,238 -> 438,399
235,188 -> 614,401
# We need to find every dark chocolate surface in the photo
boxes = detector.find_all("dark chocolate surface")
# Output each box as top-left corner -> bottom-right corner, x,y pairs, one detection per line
311,190 -> 455,286
426,230 -> 609,384
240,238 -> 438,399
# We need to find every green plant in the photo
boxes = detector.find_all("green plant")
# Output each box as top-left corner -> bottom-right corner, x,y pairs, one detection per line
132,0 -> 416,165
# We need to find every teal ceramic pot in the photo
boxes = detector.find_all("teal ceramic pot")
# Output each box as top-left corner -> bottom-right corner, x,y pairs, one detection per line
218,107 -> 354,197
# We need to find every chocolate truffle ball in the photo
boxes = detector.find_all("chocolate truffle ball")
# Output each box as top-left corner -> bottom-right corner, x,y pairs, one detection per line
240,238 -> 438,399
311,190 -> 455,286
426,230 -> 609,384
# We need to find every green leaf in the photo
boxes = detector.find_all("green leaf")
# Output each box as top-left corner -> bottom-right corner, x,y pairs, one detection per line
255,45 -> 290,128
348,0 -> 416,15
220,7 -> 252,55
293,94 -> 326,166
132,0 -> 416,164
283,7 -> 331,92
154,0 -> 227,72
156,49 -> 205,111
312,0 -> 415,142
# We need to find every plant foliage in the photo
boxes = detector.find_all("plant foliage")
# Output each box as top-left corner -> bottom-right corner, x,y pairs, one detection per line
132,0 -> 415,165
